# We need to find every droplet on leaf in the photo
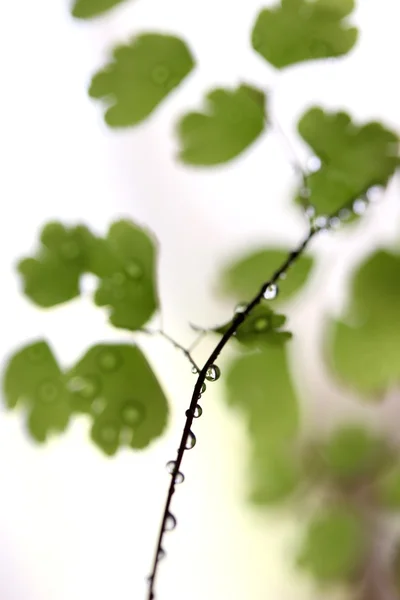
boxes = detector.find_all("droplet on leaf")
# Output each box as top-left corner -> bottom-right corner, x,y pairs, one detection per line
125,260 -> 143,280
97,349 -> 121,372
37,380 -> 60,404
254,317 -> 269,332
206,365 -> 221,382
68,375 -> 100,400
352,199 -> 367,215
263,284 -> 278,300
121,400 -> 145,426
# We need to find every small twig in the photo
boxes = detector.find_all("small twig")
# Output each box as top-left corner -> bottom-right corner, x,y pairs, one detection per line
140,328 -> 200,373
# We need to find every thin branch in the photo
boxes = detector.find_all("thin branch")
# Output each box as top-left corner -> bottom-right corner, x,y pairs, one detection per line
146,188 -> 377,600
140,328 -> 201,373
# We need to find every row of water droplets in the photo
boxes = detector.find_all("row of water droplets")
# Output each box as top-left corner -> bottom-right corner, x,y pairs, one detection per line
302,156 -> 385,231
154,367 -> 221,568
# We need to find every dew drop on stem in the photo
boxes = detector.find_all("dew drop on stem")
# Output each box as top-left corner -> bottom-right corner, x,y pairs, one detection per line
263,284 -> 278,300
157,548 -> 166,561
194,405 -> 202,418
164,512 -> 177,531
352,198 -> 367,215
166,460 -> 185,484
206,364 -> 221,381
185,431 -> 196,450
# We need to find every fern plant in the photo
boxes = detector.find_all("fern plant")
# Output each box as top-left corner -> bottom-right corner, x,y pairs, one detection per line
3,1 -> 400,599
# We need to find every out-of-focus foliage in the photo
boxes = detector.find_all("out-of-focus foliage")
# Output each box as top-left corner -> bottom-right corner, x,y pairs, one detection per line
212,304 -> 292,348
252,0 -> 358,69
327,250 -> 400,397
220,248 -> 314,304
377,466 -> 400,510
296,506 -> 366,582
71,0 -> 129,19
18,219 -> 158,331
296,108 -> 399,215
3,342 -> 169,455
89,34 -> 195,127
67,344 -> 168,455
176,85 -> 266,165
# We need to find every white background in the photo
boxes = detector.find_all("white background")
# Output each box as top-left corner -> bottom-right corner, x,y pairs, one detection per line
0,1 -> 400,599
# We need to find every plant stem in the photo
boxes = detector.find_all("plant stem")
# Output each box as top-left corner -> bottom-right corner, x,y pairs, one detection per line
140,328 -> 201,373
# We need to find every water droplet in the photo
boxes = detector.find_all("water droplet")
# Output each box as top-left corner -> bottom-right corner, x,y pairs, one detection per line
92,398 -> 106,414
313,215 -> 328,229
329,217 -> 341,229
68,375 -> 100,400
185,431 -> 196,450
120,426 -> 134,445
151,65 -> 170,85
300,187 -> 311,200
191,366 -> 198,375
112,272 -> 126,286
279,272 -> 287,280
100,423 -> 118,443
37,380 -> 60,404
97,349 -> 121,372
352,198 -> 367,215
367,185 -> 384,203
194,404 -> 202,418
234,303 -> 247,314
164,512 -> 177,531
206,365 -> 221,382
305,204 -> 315,217
338,208 -> 351,221
174,472 -> 184,484
166,460 -> 176,474
307,156 -> 321,173
263,284 -> 278,300
121,400 -> 145,426
157,548 -> 166,561
125,260 -> 143,280
200,383 -> 206,394
61,240 -> 81,260
254,317 -> 269,332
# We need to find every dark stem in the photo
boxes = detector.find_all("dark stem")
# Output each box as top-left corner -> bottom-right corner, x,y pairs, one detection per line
146,225 -> 317,599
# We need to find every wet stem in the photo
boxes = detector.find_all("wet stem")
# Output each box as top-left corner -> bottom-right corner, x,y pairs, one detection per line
146,187 -> 381,600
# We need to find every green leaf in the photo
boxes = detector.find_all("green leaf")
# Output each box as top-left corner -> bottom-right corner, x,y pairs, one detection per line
18,222 -> 90,307
176,84 -> 266,165
212,304 -> 292,348
296,506 -> 365,582
377,466 -> 400,509
89,34 -> 195,127
2,341 -> 72,442
250,441 -> 301,505
252,0 -> 358,69
18,219 -> 158,331
67,344 -> 168,455
220,248 -> 314,304
92,221 -> 158,330
225,344 -> 299,443
71,0 -> 128,19
327,250 -> 400,397
297,108 -> 399,215
321,425 -> 390,480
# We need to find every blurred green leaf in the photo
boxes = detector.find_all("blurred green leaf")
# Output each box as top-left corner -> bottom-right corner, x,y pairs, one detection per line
176,84 -> 266,165
71,0 -> 128,19
327,250 -> 400,397
89,34 -> 195,127
377,466 -> 400,509
93,221 -> 158,331
18,222 -> 90,307
212,304 -> 291,348
226,344 -> 299,442
2,341 -> 72,442
67,344 -> 168,455
250,441 -> 301,505
18,219 -> 158,331
296,108 -> 399,215
296,506 -> 365,582
252,0 -> 358,69
220,248 -> 314,304
322,424 -> 390,480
